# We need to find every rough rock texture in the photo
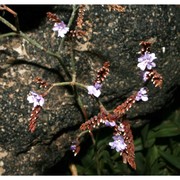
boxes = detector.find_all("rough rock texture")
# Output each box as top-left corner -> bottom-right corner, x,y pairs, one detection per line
0,5 -> 179,175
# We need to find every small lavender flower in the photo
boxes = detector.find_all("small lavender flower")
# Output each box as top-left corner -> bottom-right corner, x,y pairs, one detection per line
135,87 -> 148,102
104,120 -> 116,127
27,91 -> 44,107
52,21 -> 69,38
87,83 -> 102,98
137,52 -> 157,71
70,144 -> 77,152
142,71 -> 149,82
70,143 -> 80,156
94,83 -> 102,90
109,135 -> 127,152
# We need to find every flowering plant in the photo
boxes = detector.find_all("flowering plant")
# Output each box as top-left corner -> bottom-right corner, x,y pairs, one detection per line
0,4 -> 163,172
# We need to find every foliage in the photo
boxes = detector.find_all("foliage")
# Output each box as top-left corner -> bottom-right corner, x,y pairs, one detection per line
73,108 -> 180,175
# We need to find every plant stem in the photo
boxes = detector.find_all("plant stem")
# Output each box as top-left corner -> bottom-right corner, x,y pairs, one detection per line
70,44 -> 76,81
52,81 -> 87,90
0,32 -> 17,39
77,129 -> 89,139
70,43 -> 88,120
58,5 -> 79,53
76,94 -> 88,121
0,5 -> 20,32
0,15 -> 17,31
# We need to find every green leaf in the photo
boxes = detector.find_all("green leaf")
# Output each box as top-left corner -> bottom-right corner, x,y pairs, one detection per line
135,152 -> 146,174
81,148 -> 95,168
145,137 -> 156,148
148,124 -> 180,138
153,117 -> 174,128
98,150 -> 111,161
147,145 -> 159,167
158,148 -> 180,169
153,127 -> 180,137
141,123 -> 150,148
134,138 -> 143,151
172,110 -> 180,128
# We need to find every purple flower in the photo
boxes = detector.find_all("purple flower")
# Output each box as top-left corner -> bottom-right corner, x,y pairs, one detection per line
142,71 -> 149,82
27,91 -> 44,107
137,52 -> 157,71
70,144 -> 76,152
135,87 -> 148,102
87,83 -> 102,98
109,135 -> 127,152
94,83 -> 102,90
52,21 -> 69,38
104,120 -> 116,127
70,143 -> 80,156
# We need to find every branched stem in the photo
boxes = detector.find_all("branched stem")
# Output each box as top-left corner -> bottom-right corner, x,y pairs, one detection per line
52,81 -> 87,89
45,81 -> 88,121
45,80 -> 107,124
0,15 -> 71,80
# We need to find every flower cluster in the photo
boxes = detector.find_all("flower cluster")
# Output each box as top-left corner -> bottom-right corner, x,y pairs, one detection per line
109,135 -> 127,153
137,52 -> 157,71
27,91 -> 45,132
137,41 -> 157,81
24,37 -> 162,169
76,102 -> 137,169
47,12 -> 69,38
137,41 -> 163,88
104,120 -> 116,127
24,40 -> 163,170
108,121 -> 127,154
52,21 -> 69,38
87,82 -> 102,98
135,87 -> 148,102
27,91 -> 44,108
87,61 -> 110,98
106,119 -> 136,169
69,42 -> 163,170
135,41 -> 163,103
70,141 -> 80,157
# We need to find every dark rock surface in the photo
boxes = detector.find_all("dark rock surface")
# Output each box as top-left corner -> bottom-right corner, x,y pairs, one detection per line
0,5 -> 179,175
